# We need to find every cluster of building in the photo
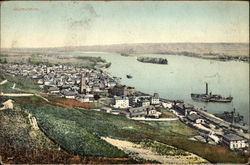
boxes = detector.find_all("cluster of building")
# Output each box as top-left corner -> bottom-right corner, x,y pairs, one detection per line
0,63 -> 117,102
109,85 -> 162,118
170,102 -> 249,151
0,63 -> 163,119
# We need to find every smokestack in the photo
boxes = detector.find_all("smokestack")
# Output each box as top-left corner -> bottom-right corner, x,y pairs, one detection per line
206,82 -> 208,95
232,108 -> 236,124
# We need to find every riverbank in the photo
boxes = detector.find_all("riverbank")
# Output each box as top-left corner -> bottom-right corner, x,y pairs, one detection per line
156,52 -> 249,63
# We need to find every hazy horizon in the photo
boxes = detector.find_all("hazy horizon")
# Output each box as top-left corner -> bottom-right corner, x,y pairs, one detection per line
1,1 -> 249,48
1,42 -> 249,50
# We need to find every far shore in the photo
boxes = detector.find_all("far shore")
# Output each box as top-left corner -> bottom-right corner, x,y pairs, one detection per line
119,53 -> 249,63
1,43 -> 249,63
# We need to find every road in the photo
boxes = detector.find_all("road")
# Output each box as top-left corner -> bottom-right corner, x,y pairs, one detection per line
130,117 -> 179,121
0,93 -> 34,97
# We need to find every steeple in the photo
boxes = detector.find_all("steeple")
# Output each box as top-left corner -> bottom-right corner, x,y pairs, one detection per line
80,76 -> 87,94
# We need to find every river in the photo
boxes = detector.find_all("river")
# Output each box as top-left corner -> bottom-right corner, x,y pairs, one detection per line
54,51 -> 250,124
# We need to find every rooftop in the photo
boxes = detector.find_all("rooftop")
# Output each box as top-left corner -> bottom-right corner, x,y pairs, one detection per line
187,113 -> 201,122
223,133 -> 245,141
129,106 -> 155,113
114,96 -> 129,100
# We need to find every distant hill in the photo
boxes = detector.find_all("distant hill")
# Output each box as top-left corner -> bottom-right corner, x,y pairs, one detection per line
1,43 -> 249,61
63,43 -> 249,57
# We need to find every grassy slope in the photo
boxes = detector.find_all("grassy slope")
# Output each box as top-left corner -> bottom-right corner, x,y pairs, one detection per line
0,106 -> 67,164
0,105 -> 137,164
0,72 -> 41,93
12,95 -> 248,164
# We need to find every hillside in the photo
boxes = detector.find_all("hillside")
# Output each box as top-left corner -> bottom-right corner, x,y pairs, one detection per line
0,94 -> 248,164
0,99 -> 138,164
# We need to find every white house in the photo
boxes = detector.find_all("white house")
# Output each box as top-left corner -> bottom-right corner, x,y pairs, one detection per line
221,133 -> 249,150
113,96 -> 129,109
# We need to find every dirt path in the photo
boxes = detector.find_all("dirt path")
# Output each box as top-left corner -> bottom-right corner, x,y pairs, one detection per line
34,94 -> 49,102
0,93 -> 34,97
102,137 -> 208,164
0,80 -> 8,85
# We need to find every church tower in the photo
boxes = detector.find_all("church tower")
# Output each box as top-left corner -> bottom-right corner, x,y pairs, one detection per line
80,76 -> 87,94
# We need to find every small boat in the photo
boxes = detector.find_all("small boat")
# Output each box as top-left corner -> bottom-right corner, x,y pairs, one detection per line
191,83 -> 233,103
126,74 -> 133,79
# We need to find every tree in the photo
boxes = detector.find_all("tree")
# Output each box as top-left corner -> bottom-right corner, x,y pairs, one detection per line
94,94 -> 100,100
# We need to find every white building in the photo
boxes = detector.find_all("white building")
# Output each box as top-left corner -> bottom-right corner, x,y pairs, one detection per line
139,99 -> 150,107
113,96 -> 129,109
48,87 -> 60,94
64,91 -> 77,99
82,94 -> 95,102
44,81 -> 51,86
37,79 -> 44,85
162,102 -> 172,109
147,108 -> 162,118
221,133 -> 249,150
151,93 -> 160,105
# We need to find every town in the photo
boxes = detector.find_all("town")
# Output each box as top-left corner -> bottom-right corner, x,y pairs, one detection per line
0,62 -> 249,152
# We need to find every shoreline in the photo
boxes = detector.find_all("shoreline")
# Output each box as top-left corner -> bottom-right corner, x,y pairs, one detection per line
101,67 -> 249,130
102,69 -> 248,128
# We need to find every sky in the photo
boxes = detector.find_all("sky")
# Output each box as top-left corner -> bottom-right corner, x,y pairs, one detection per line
0,1 -> 249,48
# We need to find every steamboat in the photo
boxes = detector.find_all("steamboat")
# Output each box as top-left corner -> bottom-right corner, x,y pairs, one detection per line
191,83 -> 233,103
